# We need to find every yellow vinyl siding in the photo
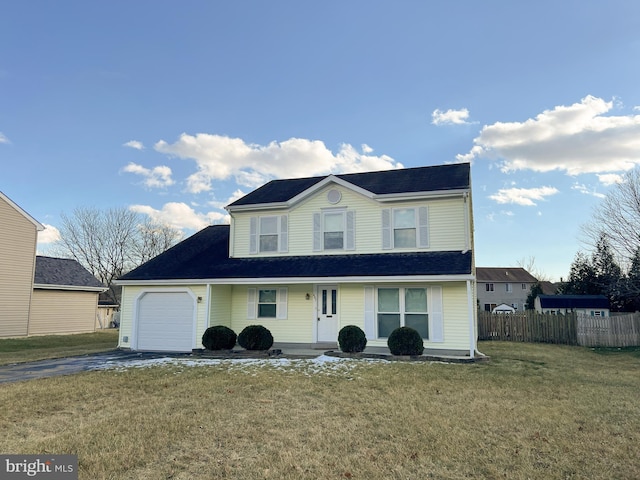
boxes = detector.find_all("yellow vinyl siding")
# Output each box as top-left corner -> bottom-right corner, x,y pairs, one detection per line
230,184 -> 468,257
336,284 -> 366,332
28,289 -> 98,335
230,284 -> 313,343
0,196 -> 38,337
209,284 -> 232,328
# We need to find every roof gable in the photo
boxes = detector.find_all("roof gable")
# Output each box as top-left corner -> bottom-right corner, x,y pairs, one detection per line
227,163 -> 470,210
0,191 -> 45,231
34,256 -> 105,290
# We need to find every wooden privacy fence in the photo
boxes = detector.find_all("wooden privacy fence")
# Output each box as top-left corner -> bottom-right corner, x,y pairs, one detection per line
478,311 -> 640,347
576,313 -> 640,347
478,311 -> 578,345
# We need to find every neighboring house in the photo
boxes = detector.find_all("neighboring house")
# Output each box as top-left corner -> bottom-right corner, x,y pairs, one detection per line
0,191 -> 106,337
539,281 -> 560,295
476,267 -> 537,312
535,295 -> 610,317
116,163 -> 479,357
31,256 -> 106,335
0,191 -> 44,337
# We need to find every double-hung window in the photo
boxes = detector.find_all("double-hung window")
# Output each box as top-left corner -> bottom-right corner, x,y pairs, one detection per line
247,287 -> 288,319
313,210 -> 355,251
249,215 -> 288,254
377,287 -> 429,338
506,283 -> 513,293
382,207 -> 429,249
485,283 -> 494,292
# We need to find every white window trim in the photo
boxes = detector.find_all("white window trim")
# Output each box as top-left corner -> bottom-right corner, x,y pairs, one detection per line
247,287 -> 288,319
367,285 -> 443,341
382,207 -> 429,250
313,209 -> 355,252
249,215 -> 288,254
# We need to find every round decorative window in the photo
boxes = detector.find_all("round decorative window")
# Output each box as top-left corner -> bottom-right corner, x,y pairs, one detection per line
327,189 -> 342,204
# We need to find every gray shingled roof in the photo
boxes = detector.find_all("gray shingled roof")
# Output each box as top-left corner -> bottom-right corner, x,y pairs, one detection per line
119,225 -> 472,282
228,163 -> 470,207
476,267 -> 537,283
34,256 -> 105,289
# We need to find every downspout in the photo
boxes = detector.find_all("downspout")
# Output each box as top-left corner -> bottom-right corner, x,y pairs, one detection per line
466,280 -> 475,359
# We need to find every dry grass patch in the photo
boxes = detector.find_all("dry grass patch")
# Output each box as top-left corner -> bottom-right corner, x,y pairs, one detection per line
0,330 -> 119,365
1,342 -> 638,479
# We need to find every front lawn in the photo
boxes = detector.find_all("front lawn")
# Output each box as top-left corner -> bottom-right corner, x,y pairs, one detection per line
0,330 -> 119,365
1,341 -> 638,479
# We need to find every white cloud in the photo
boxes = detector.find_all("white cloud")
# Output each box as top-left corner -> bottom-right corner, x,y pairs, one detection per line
571,183 -> 606,199
122,162 -> 174,188
458,95 -> 640,174
489,186 -> 559,206
37,224 -> 61,244
432,108 -> 471,126
597,173 -> 624,186
154,134 -> 403,193
129,202 -> 228,231
0,132 -> 10,144
124,140 -> 144,150
501,210 -> 515,216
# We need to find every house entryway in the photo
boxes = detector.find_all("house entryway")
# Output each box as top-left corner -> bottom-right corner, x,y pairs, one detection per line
316,285 -> 339,342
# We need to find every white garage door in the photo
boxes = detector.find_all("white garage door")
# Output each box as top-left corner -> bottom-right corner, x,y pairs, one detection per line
137,292 -> 195,351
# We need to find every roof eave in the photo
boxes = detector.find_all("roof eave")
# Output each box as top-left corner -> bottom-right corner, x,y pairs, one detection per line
116,273 -> 475,286
34,284 -> 107,292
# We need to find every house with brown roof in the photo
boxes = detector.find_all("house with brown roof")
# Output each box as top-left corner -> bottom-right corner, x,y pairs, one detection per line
0,191 -> 106,337
476,267 -> 538,312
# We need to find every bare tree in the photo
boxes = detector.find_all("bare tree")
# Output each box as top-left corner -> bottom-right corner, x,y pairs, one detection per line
582,168 -> 640,269
515,255 -> 551,282
51,207 -> 183,303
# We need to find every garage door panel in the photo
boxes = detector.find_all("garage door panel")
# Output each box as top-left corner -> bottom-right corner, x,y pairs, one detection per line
137,292 -> 194,351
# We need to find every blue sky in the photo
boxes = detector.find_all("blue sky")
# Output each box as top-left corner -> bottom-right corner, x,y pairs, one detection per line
2,1 -> 639,281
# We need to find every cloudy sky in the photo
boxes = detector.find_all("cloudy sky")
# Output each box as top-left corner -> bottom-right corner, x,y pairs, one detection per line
2,1 -> 639,281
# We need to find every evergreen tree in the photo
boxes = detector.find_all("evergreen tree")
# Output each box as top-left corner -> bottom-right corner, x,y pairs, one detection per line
525,282 -> 543,310
562,252 -> 599,295
591,234 -> 623,310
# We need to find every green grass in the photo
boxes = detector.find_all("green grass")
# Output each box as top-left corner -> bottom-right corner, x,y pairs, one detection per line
0,330 -> 119,365
0,340 -> 638,479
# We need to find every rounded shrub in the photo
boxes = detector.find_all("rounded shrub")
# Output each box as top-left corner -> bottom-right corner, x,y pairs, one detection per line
387,326 -> 424,356
202,325 -> 237,350
338,325 -> 367,353
237,325 -> 274,351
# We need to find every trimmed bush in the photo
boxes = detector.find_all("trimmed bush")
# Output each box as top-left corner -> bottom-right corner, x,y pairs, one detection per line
387,326 -> 424,356
338,325 -> 367,353
202,326 -> 237,350
237,325 -> 274,351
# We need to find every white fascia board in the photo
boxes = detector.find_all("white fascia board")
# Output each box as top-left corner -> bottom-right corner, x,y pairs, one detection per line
374,189 -> 470,202
0,191 -> 45,231
116,274 -> 474,287
225,176 -> 376,213
34,284 -> 108,292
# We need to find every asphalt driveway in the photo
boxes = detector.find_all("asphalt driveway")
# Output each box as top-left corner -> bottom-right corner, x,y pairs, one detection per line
0,351 -> 191,384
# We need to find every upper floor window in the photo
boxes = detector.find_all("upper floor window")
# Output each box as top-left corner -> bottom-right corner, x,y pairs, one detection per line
313,210 -> 355,251
485,283 -> 494,292
382,207 -> 428,250
249,215 -> 288,254
521,283 -> 527,290
506,283 -> 513,293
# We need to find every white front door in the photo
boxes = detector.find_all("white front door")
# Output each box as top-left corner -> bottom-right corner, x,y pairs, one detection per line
317,285 -> 339,342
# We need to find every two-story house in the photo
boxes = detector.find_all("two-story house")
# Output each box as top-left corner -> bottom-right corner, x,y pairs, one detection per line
476,267 -> 538,312
116,163 -> 479,357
